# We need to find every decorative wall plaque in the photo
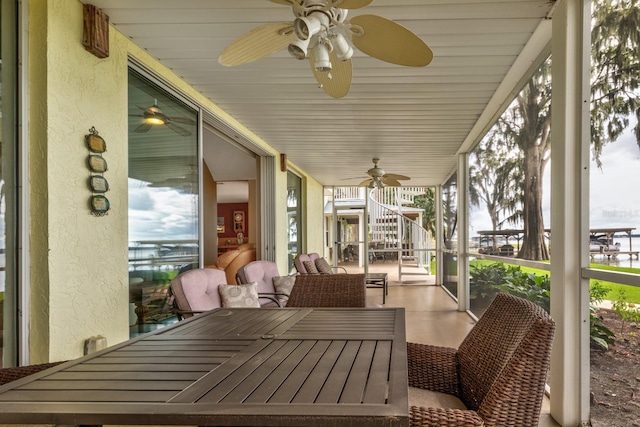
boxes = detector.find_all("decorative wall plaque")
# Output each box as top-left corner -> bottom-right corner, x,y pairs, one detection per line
88,155 -> 108,172
86,127 -> 110,216
89,175 -> 109,193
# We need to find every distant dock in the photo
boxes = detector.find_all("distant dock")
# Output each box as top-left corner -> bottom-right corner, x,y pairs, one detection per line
590,250 -> 640,260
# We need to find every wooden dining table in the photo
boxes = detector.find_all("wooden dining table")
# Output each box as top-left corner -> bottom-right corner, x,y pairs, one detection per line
0,307 -> 409,426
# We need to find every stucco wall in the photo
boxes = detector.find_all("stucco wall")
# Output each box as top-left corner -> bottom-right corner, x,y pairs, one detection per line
304,176 -> 325,254
30,0 -> 130,362
28,0 -> 319,362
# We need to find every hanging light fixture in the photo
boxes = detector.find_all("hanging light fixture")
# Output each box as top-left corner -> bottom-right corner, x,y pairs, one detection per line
293,11 -> 329,40
330,32 -> 353,61
314,42 -> 332,71
288,38 -> 310,60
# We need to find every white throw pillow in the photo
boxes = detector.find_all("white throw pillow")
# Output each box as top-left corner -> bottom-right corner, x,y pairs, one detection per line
218,282 -> 261,308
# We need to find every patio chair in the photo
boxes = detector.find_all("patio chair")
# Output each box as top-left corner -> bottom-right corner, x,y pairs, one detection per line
286,274 -> 367,308
0,362 -> 66,385
294,253 -> 347,274
370,242 -> 387,263
235,260 -> 288,307
169,268 -> 227,319
407,292 -> 556,427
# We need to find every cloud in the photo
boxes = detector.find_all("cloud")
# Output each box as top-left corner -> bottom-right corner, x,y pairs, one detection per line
128,179 -> 199,242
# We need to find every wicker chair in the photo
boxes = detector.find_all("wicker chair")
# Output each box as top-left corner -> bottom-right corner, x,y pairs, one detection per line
286,273 -> 366,307
0,362 -> 66,385
407,292 -> 556,427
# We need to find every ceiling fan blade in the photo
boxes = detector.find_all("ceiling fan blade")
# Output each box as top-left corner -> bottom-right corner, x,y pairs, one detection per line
309,50 -> 352,98
169,117 -> 196,125
384,173 -> 411,181
382,177 -> 402,187
219,23 -> 296,67
135,123 -> 152,133
350,15 -> 433,67
268,0 -> 373,8
166,122 -> 192,137
359,179 -> 373,187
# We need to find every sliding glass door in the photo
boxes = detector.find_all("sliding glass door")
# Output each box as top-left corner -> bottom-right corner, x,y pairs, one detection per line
127,69 -> 199,335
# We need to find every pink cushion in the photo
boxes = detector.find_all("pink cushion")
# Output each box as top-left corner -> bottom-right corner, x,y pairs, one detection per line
171,268 -> 226,312
236,260 -> 280,295
294,253 -> 322,274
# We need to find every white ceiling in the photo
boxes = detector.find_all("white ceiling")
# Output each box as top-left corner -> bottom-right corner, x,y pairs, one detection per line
91,0 -> 556,187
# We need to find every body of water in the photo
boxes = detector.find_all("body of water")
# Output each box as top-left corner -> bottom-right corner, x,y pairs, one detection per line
590,235 -> 640,268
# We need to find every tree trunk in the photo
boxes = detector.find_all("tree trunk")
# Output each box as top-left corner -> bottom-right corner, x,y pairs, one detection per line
518,143 -> 549,260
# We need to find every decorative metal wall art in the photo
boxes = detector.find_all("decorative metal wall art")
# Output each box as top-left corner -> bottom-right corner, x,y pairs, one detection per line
86,127 -> 110,216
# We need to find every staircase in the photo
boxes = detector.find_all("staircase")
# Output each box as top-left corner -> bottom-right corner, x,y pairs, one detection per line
367,187 -> 432,282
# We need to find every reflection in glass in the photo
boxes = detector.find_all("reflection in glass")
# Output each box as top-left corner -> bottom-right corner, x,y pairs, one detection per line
442,174 -> 458,297
128,70 -> 199,336
287,172 -> 302,273
1,0 -> 19,367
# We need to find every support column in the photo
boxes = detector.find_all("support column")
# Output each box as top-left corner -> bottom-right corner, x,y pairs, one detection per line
457,155 -> 470,312
435,185 -> 443,287
549,0 -> 591,424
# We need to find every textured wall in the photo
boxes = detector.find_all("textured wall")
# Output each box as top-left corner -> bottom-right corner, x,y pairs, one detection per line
30,0 -> 130,361
304,177 -> 325,255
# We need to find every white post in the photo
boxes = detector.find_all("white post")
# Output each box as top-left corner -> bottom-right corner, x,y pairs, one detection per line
457,155 -> 469,312
435,185 -> 444,287
549,0 -> 591,424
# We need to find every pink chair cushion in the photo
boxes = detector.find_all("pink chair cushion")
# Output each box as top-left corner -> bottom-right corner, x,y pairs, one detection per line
294,253 -> 321,274
236,260 -> 280,295
171,268 -> 226,312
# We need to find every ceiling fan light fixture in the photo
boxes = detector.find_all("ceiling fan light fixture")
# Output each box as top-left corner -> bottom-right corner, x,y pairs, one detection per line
294,12 -> 328,40
144,116 -> 165,125
314,42 -> 332,71
331,33 -> 353,61
288,38 -> 310,59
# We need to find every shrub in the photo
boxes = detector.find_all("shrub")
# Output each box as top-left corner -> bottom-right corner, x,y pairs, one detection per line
590,281 -> 615,350
469,265 -> 616,350
612,289 -> 640,334
469,263 -> 549,312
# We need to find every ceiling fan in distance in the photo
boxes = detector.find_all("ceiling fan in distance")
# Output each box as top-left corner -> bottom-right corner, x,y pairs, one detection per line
358,158 -> 410,188
131,100 -> 196,137
218,0 -> 433,98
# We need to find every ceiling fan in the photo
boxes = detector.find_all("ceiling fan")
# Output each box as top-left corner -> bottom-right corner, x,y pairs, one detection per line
358,158 -> 410,188
218,0 -> 433,98
131,100 -> 196,136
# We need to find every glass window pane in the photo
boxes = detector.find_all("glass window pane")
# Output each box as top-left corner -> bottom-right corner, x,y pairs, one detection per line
442,174 -> 458,298
287,172 -> 302,273
0,0 -> 18,367
128,70 -> 199,336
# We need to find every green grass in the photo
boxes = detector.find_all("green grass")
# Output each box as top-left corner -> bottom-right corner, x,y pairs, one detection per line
470,259 -> 640,304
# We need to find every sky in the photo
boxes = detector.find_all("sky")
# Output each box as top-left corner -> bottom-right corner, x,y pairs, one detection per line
469,123 -> 640,236
128,178 -> 199,243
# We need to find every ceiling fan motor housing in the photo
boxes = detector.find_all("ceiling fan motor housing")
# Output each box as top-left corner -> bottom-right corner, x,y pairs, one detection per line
367,158 -> 385,177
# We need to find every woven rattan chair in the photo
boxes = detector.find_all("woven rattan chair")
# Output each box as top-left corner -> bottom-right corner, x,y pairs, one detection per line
286,273 -> 366,307
0,362 -> 66,385
407,292 -> 556,427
